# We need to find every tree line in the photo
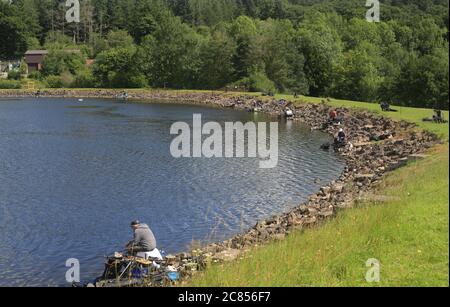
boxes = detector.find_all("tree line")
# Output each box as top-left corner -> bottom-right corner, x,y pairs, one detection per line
0,0 -> 448,109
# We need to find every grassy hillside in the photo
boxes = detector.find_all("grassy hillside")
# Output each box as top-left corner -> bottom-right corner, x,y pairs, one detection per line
188,97 -> 449,287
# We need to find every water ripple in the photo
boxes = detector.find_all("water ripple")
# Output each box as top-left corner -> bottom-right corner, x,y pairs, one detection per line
0,98 -> 344,286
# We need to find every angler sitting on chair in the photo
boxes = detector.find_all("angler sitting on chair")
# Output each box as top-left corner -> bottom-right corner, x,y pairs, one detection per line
334,128 -> 347,148
433,109 -> 446,123
423,109 -> 448,123
380,101 -> 390,112
126,220 -> 157,256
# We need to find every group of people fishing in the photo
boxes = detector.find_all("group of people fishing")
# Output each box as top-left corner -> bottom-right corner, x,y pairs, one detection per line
381,100 -> 447,124
329,101 -> 446,149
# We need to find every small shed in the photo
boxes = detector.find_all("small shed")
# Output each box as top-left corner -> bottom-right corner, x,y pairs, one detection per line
24,50 -> 49,73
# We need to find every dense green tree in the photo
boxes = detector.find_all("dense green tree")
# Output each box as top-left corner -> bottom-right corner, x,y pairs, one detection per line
412,18 -> 447,55
1,0 -> 448,108
127,0 -> 173,43
331,42 -> 384,102
229,16 -> 261,80
394,48 -> 449,109
15,0 -> 41,38
296,13 -> 343,96
259,19 -> 290,91
106,30 -> 134,49
42,49 -> 85,76
198,30 -> 237,89
187,0 -> 240,25
0,4 -> 28,60
253,0 -> 289,20
93,46 -> 146,88
139,15 -> 204,88
44,31 -> 74,48
88,32 -> 108,57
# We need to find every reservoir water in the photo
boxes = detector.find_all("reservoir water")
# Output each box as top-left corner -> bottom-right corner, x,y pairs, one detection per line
0,98 -> 344,286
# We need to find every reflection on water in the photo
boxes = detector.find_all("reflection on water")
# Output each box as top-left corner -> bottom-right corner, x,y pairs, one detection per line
0,98 -> 344,286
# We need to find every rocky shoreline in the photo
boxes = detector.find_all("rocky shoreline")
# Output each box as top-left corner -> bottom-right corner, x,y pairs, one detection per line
0,89 -> 441,285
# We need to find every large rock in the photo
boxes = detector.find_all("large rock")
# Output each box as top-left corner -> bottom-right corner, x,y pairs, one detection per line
213,249 -> 241,262
355,174 -> 376,181
331,183 -> 345,193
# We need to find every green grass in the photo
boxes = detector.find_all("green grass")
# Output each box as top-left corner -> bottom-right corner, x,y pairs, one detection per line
189,144 -> 449,287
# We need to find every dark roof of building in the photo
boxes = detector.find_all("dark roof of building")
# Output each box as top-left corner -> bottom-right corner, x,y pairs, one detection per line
25,50 -> 49,55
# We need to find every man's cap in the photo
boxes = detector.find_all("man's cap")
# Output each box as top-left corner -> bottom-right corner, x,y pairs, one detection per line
131,220 -> 140,226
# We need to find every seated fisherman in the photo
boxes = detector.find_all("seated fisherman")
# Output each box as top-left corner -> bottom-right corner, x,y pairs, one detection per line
337,128 -> 346,144
125,220 -> 157,255
380,101 -> 390,112
433,109 -> 443,123
329,110 -> 338,122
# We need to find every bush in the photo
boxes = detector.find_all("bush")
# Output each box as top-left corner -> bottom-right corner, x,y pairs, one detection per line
60,72 -> 75,87
7,70 -> 22,80
93,47 -> 147,88
127,74 -> 147,88
28,71 -> 43,80
0,79 -> 21,89
231,70 -> 277,94
44,72 -> 75,88
73,69 -> 96,88
44,75 -> 63,88
42,49 -> 85,76
248,70 -> 277,93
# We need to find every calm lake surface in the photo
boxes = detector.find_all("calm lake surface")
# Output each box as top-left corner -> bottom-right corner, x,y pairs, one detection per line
0,98 -> 344,286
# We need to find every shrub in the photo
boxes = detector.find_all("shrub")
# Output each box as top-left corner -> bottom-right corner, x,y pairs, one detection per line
42,49 -> 85,76
231,70 -> 277,94
44,75 -> 63,88
28,71 -> 43,80
248,70 -> 277,93
60,71 -> 75,87
0,79 -> 21,89
93,47 -> 147,88
7,70 -> 22,80
45,72 -> 75,88
73,69 -> 96,88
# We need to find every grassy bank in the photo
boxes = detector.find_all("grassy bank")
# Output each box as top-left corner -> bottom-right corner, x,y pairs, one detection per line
186,95 -> 449,287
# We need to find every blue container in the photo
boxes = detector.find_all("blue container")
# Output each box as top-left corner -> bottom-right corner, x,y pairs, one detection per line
167,272 -> 179,281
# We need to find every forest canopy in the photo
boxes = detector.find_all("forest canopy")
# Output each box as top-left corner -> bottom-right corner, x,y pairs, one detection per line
0,0 -> 448,109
